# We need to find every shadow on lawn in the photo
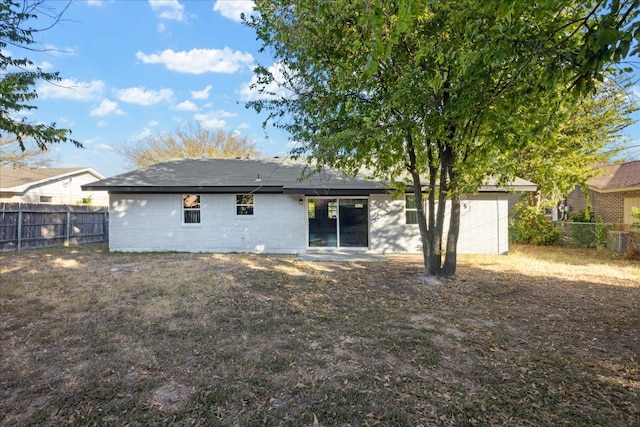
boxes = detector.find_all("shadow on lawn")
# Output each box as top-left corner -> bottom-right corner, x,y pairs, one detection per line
0,244 -> 638,426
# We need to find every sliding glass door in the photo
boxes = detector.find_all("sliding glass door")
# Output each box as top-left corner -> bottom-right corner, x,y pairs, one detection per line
307,198 -> 368,248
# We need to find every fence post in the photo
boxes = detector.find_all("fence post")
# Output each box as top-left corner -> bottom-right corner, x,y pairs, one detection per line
17,209 -> 23,251
103,211 -> 108,242
65,210 -> 71,247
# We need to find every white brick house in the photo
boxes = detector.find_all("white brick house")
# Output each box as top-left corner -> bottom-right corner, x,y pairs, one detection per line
83,158 -> 536,255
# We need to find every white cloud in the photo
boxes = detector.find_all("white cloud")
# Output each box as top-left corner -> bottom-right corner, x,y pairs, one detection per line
194,110 -> 236,130
213,0 -> 255,23
132,128 -> 153,141
175,100 -> 198,111
114,87 -> 174,106
239,62 -> 292,101
148,120 -> 160,126
238,122 -> 250,129
136,48 -> 253,74
38,61 -> 54,70
191,85 -> 212,100
90,99 -> 125,117
38,79 -> 105,101
149,0 -> 185,21
157,23 -> 167,33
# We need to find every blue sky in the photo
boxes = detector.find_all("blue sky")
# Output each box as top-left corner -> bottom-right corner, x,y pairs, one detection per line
24,0 -> 284,177
15,0 -> 640,177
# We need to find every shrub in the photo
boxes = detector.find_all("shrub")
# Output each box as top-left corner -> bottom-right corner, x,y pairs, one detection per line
632,207 -> 640,229
594,217 -> 608,251
568,222 -> 596,248
510,205 -> 560,245
625,232 -> 640,260
569,208 -> 593,223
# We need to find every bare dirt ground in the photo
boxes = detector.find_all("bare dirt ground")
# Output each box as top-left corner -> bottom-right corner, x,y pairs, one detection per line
1,244 -> 638,426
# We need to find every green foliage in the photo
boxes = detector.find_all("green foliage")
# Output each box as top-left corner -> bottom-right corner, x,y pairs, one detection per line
510,205 -> 560,245
594,217 -> 609,250
569,208 -> 594,223
631,207 -> 640,228
0,0 -> 80,151
509,77 -> 638,208
245,0 -> 639,275
568,223 -> 596,248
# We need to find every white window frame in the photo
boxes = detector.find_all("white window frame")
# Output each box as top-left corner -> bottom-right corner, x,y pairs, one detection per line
236,194 -> 254,216
182,194 -> 201,224
405,194 -> 418,225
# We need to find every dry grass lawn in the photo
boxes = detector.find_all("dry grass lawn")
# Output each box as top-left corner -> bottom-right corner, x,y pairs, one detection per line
1,244 -> 639,426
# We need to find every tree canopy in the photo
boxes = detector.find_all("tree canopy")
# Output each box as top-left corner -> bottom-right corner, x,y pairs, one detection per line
122,124 -> 259,169
0,0 -> 79,151
510,77 -> 637,207
245,0 -> 639,276
0,136 -> 57,167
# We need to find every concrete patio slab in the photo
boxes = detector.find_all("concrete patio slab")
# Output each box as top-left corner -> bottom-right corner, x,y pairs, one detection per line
295,250 -> 388,262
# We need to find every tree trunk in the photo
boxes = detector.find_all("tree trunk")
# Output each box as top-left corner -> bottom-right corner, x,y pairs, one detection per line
441,196 -> 460,276
406,133 -> 432,275
425,146 -> 442,276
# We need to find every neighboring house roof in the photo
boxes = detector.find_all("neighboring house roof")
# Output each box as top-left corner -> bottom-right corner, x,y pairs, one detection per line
82,158 -> 536,195
0,166 -> 105,195
587,161 -> 640,193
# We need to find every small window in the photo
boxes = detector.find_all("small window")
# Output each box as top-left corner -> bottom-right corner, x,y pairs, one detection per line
183,194 -> 201,224
405,194 -> 418,224
236,194 -> 254,216
40,195 -> 53,203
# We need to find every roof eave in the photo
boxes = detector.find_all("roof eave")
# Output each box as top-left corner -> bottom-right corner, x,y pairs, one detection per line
7,168 -> 105,193
81,185 -> 287,193
587,185 -> 640,193
283,187 -> 391,196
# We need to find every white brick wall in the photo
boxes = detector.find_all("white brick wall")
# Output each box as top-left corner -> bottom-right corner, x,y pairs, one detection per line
109,193 -> 307,253
369,193 -> 508,255
109,192 -> 509,254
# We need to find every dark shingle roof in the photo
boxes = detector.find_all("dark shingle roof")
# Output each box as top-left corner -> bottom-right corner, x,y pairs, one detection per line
82,158 -> 537,195
82,158 -> 389,195
587,161 -> 640,191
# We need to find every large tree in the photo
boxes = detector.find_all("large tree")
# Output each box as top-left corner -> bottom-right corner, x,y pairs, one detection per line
0,136 -> 57,167
246,0 -> 639,276
510,77 -> 637,208
122,124 -> 259,169
0,0 -> 79,151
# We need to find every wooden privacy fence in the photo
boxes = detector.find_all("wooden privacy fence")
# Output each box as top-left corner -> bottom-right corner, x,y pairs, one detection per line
0,203 -> 109,252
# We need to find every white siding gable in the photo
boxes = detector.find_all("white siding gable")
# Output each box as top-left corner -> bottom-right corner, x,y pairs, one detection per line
1,171 -> 108,205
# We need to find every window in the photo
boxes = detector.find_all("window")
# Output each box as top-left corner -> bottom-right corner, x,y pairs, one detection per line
40,195 -> 52,203
183,194 -> 201,224
405,194 -> 418,224
236,194 -> 254,216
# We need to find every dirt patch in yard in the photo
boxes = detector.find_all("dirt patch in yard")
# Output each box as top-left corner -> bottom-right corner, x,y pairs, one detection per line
1,244 -> 638,426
